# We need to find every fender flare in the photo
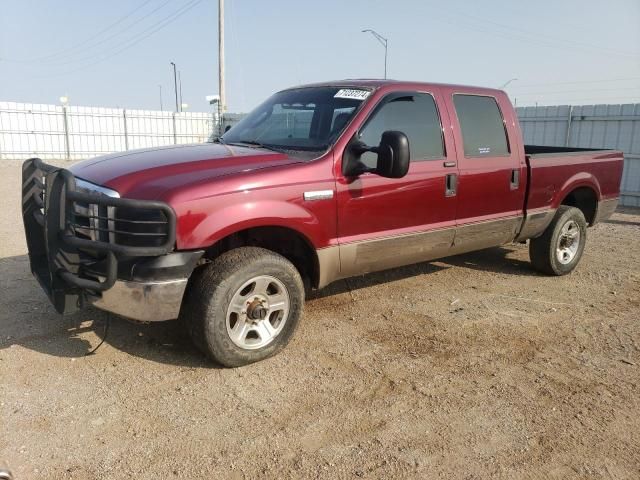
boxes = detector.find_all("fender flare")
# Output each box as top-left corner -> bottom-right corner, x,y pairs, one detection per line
552,172 -> 601,209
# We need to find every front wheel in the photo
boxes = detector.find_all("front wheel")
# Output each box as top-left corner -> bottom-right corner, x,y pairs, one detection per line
529,205 -> 587,276
180,247 -> 305,367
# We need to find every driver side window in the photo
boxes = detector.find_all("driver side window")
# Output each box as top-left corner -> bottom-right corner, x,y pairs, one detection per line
358,92 -> 445,168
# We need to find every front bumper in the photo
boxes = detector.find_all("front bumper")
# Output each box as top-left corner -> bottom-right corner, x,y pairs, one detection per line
21,158 -> 192,318
93,278 -> 189,321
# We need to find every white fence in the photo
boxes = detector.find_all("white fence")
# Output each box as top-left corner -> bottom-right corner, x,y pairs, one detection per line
517,103 -> 640,207
0,101 -> 217,160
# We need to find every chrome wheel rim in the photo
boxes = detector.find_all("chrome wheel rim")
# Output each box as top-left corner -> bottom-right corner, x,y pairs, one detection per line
226,275 -> 290,350
556,220 -> 581,265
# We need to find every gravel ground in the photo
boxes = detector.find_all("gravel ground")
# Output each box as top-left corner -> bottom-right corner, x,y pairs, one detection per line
1,159 -> 639,479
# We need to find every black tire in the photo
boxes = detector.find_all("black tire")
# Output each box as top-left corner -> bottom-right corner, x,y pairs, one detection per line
180,247 -> 305,367
529,205 -> 587,276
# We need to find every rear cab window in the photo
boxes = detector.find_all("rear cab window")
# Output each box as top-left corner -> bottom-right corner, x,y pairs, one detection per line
453,94 -> 510,157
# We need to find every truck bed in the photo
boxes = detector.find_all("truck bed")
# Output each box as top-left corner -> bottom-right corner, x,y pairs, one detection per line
523,145 -> 624,224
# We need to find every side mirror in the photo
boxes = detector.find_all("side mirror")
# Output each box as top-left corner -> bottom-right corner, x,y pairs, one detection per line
343,130 -> 410,178
376,131 -> 410,178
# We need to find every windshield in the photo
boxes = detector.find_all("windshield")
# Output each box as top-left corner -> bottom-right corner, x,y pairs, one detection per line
217,86 -> 371,160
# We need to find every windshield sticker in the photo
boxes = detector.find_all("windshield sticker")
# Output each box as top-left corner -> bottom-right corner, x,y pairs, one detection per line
478,147 -> 491,154
334,89 -> 371,101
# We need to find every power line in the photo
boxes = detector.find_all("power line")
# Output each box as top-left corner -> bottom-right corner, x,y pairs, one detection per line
512,87 -> 640,96
32,0 -> 204,78
430,4 -> 639,59
425,5 -> 639,60
36,0 -> 176,66
517,101 -> 640,107
513,77 -> 640,89
476,2 -> 609,37
4,0 -> 160,63
515,95 -> 640,105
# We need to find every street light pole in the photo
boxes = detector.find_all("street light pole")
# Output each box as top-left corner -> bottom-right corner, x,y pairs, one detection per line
170,62 -> 179,113
158,84 -> 163,112
362,29 -> 388,79
499,78 -> 518,89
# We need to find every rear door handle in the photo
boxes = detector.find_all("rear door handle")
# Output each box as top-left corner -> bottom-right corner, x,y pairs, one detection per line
445,173 -> 457,197
443,161 -> 456,168
510,169 -> 520,190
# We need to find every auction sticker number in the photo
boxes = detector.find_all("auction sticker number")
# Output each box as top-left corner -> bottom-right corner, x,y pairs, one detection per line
334,89 -> 371,100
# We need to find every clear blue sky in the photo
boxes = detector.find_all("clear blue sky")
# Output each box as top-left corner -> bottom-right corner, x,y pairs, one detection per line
1,0 -> 639,112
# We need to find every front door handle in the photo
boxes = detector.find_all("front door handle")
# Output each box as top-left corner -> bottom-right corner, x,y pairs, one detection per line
443,161 -> 456,168
510,169 -> 520,190
445,173 -> 457,197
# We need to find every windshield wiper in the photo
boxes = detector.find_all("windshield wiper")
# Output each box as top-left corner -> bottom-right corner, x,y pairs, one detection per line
227,140 -> 285,153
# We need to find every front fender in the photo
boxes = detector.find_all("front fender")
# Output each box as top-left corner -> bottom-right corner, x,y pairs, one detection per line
174,196 -> 332,250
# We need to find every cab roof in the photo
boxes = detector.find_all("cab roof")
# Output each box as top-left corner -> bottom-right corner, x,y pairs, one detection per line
281,79 -> 504,96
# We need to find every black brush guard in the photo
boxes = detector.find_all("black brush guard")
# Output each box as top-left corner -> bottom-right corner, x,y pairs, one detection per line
21,158 -> 176,314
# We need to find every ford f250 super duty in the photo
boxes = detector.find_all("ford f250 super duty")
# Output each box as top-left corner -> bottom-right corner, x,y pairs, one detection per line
22,80 -> 623,366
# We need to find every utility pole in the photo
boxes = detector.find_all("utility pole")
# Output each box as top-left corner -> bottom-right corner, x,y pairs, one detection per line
158,84 -> 163,111
218,0 -> 226,134
170,62 -> 179,113
178,71 -> 183,112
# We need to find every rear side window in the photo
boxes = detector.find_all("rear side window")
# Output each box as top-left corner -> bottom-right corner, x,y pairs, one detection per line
359,92 -> 444,166
453,94 -> 509,157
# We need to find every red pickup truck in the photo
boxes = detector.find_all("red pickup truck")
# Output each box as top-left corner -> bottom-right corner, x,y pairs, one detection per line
22,80 -> 623,366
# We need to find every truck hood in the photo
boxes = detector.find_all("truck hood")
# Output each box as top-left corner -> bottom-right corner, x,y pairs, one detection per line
69,143 -> 299,200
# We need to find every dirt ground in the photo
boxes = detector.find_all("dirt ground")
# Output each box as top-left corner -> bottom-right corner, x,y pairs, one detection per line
1,159 -> 639,480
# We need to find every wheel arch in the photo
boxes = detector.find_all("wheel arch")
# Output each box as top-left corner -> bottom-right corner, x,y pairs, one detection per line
203,225 -> 321,290
555,174 -> 601,226
559,186 -> 599,226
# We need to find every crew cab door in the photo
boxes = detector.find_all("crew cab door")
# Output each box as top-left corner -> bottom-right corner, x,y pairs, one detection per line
441,89 -> 527,253
335,89 -> 459,277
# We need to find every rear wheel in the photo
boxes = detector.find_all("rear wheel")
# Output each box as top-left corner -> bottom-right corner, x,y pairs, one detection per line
529,205 -> 587,275
181,247 -> 304,367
